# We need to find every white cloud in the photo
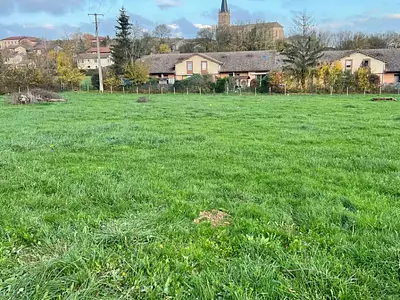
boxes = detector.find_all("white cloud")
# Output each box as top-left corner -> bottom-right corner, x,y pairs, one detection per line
385,14 -> 400,19
156,0 -> 181,10
194,23 -> 212,29
168,24 -> 180,30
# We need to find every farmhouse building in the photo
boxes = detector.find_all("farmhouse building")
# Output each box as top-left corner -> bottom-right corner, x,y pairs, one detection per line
140,51 -> 280,86
0,36 -> 38,50
321,49 -> 400,85
140,48 -> 400,86
77,53 -> 113,70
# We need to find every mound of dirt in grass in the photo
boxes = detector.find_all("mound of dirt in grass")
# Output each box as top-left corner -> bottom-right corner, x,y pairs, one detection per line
9,89 -> 66,105
371,97 -> 397,102
137,96 -> 150,103
194,210 -> 231,227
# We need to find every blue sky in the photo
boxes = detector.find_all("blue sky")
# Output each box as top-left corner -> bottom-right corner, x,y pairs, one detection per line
0,0 -> 399,39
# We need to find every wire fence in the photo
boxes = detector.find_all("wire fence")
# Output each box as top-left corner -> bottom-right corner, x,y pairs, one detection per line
76,83 -> 400,96
2,82 -> 400,96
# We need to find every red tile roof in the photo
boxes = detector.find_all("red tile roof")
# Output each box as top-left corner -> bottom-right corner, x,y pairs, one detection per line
1,36 -> 37,41
87,47 -> 111,54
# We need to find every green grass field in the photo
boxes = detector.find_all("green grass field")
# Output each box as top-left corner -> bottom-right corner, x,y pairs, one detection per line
0,93 -> 399,299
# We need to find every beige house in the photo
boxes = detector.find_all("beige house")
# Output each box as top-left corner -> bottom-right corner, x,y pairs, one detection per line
8,45 -> 27,55
4,54 -> 24,65
175,53 -> 222,80
0,36 -> 37,50
321,49 -> 400,85
77,53 -> 113,70
141,48 -> 400,86
140,51 -> 279,86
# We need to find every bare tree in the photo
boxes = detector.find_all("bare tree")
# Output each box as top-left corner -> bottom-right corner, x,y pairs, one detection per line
152,24 -> 172,43
196,28 -> 217,52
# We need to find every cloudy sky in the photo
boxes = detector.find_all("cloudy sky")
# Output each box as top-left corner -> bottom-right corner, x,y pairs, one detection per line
0,0 -> 399,39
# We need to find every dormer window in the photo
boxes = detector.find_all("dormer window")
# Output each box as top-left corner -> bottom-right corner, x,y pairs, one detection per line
362,59 -> 370,68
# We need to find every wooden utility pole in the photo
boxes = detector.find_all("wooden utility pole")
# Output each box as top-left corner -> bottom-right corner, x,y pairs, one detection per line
89,13 -> 104,93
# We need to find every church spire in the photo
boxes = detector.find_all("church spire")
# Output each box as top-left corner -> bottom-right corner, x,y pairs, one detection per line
220,0 -> 229,13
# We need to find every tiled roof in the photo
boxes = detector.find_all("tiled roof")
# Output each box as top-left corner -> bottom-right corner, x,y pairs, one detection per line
78,53 -> 111,59
140,49 -> 400,75
321,49 -> 400,72
140,50 -> 279,74
87,47 -> 111,53
1,36 -> 37,41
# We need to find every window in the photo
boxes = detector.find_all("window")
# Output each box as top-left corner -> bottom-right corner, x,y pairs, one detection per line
345,60 -> 353,71
201,61 -> 208,74
362,59 -> 370,68
187,61 -> 193,74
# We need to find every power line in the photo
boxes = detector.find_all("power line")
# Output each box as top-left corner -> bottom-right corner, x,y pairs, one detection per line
88,13 -> 104,93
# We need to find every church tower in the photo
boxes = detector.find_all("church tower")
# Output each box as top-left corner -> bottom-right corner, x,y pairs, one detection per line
218,0 -> 230,27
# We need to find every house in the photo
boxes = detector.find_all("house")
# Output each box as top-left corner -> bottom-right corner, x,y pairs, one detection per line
0,36 -> 37,50
85,34 -> 105,46
140,51 -> 280,86
141,48 -> 400,86
4,54 -> 25,66
7,45 -> 27,55
77,53 -> 113,70
321,49 -> 400,85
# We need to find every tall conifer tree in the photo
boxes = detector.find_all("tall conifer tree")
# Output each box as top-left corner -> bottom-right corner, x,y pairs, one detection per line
111,7 -> 133,75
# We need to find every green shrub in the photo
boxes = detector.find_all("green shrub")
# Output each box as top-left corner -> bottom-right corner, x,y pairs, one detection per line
173,74 -> 215,93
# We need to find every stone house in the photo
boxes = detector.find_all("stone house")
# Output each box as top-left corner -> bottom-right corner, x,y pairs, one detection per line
77,53 -> 113,70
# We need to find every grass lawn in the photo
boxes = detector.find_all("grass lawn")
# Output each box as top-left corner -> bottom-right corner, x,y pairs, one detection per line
0,93 -> 399,299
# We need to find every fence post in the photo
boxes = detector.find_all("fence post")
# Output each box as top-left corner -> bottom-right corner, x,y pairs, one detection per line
269,87 -> 272,95
174,87 -> 176,95
379,85 -> 382,95
284,84 -> 287,96
199,87 -> 202,96
187,87 -> 189,95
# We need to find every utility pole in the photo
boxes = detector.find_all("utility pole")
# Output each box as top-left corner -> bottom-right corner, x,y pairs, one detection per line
89,13 -> 104,93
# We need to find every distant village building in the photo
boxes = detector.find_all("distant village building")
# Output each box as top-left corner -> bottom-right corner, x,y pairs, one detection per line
77,53 -> 113,70
0,36 -> 38,49
217,0 -> 285,41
